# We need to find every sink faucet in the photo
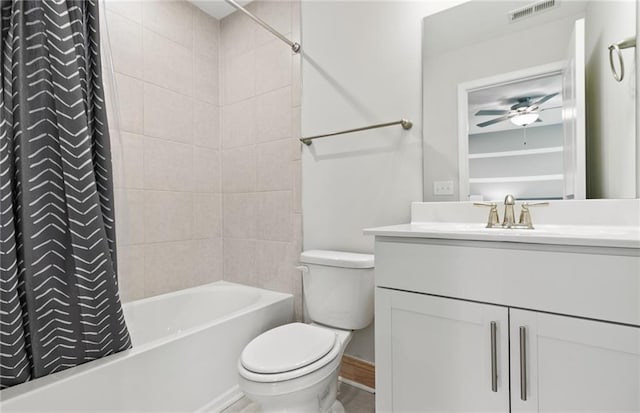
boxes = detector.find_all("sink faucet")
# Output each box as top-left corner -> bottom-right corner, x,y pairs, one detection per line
502,194 -> 516,228
475,194 -> 549,229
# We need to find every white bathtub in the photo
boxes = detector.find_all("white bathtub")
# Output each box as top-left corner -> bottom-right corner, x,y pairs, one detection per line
0,281 -> 293,412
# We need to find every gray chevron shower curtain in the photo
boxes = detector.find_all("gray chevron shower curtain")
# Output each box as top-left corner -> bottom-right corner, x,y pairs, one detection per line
0,0 -> 131,388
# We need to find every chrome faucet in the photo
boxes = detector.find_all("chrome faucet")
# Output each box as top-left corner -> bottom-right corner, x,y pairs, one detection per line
475,194 -> 549,229
502,194 -> 516,228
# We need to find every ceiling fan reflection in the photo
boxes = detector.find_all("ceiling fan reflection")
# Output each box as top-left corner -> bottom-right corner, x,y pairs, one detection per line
475,93 -> 560,128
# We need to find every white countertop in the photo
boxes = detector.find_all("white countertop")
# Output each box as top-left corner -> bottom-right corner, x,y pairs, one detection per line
364,222 -> 640,249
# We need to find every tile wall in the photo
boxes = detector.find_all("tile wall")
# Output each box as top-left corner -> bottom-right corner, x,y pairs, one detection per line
104,0 -> 302,315
105,0 -> 223,301
220,1 -> 303,317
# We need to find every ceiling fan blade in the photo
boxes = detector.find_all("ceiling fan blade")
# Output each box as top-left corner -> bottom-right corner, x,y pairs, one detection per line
475,109 -> 510,116
532,92 -> 559,106
501,95 -> 544,105
540,106 -> 562,112
477,115 -> 511,128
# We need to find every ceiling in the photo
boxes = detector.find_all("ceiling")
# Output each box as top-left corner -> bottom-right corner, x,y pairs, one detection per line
468,73 -> 563,135
423,0 -> 588,58
190,0 -> 251,19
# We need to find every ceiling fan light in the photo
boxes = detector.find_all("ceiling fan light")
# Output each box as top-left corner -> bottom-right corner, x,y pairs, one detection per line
510,112 -> 540,126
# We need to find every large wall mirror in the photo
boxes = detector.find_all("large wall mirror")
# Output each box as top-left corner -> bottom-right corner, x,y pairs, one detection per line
422,0 -> 638,201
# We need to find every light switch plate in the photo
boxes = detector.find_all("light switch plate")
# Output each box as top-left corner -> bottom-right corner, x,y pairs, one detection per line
433,180 -> 454,195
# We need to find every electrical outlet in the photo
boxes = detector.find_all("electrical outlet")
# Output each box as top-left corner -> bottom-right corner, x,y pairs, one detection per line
433,180 -> 454,195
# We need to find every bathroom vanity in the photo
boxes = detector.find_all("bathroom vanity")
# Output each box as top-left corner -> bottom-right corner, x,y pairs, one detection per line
366,200 -> 640,412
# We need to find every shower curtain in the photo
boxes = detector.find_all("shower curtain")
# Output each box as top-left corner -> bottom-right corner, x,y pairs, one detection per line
0,0 -> 131,388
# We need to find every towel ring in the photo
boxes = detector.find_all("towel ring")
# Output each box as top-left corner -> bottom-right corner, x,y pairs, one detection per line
608,37 -> 636,82
609,43 -> 624,82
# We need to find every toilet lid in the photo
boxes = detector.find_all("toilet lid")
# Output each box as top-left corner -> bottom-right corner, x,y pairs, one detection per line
240,323 -> 337,374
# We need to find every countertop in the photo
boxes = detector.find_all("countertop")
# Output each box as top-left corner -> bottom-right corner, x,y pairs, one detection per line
364,222 -> 640,249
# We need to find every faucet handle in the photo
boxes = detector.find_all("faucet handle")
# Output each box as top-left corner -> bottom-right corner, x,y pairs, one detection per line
518,202 -> 549,229
474,202 -> 500,228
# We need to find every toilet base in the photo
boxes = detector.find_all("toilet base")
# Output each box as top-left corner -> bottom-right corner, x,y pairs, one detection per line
239,359 -> 340,413
330,400 -> 345,413
237,325 -> 354,413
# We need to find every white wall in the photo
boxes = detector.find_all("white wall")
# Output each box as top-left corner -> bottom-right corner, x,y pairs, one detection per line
585,1 -> 637,199
301,0 -> 465,363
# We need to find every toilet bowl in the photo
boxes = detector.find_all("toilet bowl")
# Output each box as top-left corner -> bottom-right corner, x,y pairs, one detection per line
237,250 -> 374,413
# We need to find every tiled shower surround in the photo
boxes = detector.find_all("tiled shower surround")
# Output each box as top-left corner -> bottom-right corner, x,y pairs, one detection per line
105,0 -> 302,316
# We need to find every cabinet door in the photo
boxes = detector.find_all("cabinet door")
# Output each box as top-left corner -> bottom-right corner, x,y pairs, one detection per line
376,288 -> 509,413
511,309 -> 640,413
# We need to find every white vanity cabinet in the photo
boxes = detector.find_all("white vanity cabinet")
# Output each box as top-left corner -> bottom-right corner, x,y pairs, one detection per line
510,310 -> 640,413
376,289 -> 510,412
373,237 -> 640,413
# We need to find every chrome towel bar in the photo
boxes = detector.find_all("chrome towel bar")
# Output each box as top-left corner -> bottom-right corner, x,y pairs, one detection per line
609,36 -> 636,82
300,119 -> 413,146
224,0 -> 300,53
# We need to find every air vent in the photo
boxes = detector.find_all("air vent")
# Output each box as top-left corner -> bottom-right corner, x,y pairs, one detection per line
508,0 -> 559,22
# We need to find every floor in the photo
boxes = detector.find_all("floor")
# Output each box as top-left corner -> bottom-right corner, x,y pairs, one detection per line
222,381 -> 375,412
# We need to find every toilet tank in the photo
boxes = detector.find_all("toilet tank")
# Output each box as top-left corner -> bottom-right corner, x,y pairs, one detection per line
299,250 -> 374,330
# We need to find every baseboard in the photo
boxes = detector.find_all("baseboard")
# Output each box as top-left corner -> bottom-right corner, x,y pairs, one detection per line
339,377 -> 375,394
339,355 -> 375,391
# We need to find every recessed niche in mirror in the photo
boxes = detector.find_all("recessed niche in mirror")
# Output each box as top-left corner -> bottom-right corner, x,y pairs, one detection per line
465,70 -> 568,201
422,0 -> 638,201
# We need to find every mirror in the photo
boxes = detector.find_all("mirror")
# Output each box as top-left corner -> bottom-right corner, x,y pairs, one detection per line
422,0 -> 638,201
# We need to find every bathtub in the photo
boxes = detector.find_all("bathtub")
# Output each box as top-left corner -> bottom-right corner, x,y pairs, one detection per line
0,281 -> 293,412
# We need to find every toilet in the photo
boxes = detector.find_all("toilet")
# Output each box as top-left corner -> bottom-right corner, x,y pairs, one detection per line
237,250 -> 375,413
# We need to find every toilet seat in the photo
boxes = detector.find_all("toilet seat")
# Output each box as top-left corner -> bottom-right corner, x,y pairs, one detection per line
241,323 -> 337,374
239,323 -> 342,383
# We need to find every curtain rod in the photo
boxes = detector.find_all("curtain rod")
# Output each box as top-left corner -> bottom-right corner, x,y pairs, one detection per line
224,0 -> 301,53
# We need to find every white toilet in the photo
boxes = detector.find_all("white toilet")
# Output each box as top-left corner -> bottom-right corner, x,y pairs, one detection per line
237,250 -> 375,413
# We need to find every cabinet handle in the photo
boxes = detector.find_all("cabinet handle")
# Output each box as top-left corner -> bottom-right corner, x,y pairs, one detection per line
519,326 -> 527,401
490,321 -> 498,392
